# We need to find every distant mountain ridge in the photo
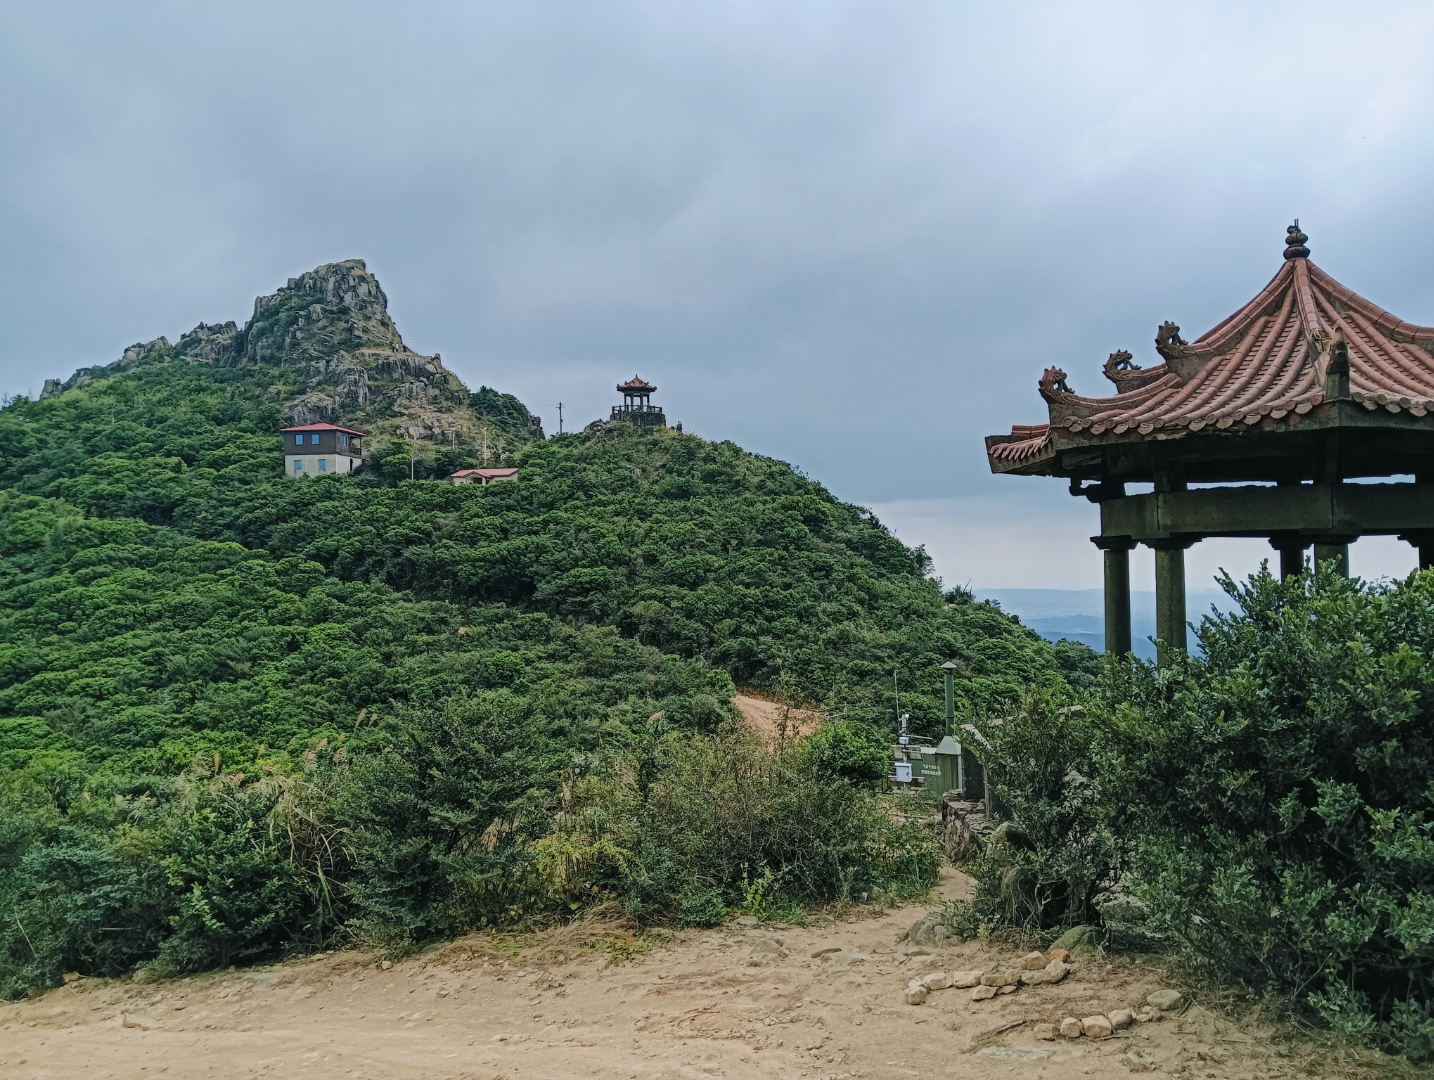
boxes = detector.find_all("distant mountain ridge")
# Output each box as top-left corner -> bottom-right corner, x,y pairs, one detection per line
41,260 -> 542,451
975,587 -> 1238,660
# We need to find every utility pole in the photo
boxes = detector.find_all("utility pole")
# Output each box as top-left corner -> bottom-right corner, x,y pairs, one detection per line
557,401 -> 564,434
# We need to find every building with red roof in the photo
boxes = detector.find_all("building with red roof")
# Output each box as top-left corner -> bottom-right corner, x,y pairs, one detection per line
451,467 -> 520,486
281,423 -> 365,477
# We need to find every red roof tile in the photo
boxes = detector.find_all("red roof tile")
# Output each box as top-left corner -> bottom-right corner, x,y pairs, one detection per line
987,224 -> 1434,473
280,423 -> 366,435
617,375 -> 656,392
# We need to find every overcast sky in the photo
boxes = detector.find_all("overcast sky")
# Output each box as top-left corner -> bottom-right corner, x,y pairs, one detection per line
5,1 -> 1434,589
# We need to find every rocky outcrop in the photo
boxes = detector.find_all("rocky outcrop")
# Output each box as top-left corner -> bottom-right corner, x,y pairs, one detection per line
283,393 -> 337,426
175,321 -> 238,362
38,258 -> 542,456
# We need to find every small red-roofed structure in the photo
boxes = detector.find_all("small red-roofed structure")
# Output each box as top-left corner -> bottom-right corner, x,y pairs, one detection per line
451,467 -> 520,486
988,223 -> 1434,660
281,423 -> 365,477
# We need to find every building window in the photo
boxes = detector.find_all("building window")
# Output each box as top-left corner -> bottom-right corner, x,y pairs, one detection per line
294,459 -> 303,472
311,433 -> 320,444
319,459 -> 327,472
340,434 -> 348,446
294,434 -> 303,446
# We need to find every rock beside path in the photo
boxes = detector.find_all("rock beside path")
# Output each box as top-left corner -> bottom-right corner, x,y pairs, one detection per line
1082,1015 -> 1113,1039
1052,925 -> 1099,953
1147,989 -> 1184,1012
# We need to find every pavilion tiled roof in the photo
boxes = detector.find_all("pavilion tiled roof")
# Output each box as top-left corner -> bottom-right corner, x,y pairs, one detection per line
618,375 -> 656,392
987,224 -> 1434,472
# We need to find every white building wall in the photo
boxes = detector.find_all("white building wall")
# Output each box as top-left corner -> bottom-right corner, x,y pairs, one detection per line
284,454 -> 359,477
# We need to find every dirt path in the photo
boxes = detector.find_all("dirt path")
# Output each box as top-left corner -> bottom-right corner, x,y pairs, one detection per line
0,899 -> 1290,1080
733,694 -> 824,743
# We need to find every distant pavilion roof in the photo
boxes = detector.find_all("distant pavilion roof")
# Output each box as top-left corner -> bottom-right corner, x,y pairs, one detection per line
987,223 -> 1434,479
618,375 -> 656,393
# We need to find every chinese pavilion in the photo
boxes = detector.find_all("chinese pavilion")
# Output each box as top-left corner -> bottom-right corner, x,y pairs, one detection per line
612,375 -> 666,428
987,223 -> 1434,661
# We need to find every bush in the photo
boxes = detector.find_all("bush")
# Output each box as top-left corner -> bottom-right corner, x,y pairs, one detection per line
534,726 -> 939,919
969,566 -> 1434,1053
1104,568 -> 1434,1041
678,885 -> 726,928
965,688 -> 1121,930
804,719 -> 890,786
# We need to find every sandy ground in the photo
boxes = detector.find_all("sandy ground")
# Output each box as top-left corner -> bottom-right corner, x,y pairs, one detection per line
0,879 -> 1294,1080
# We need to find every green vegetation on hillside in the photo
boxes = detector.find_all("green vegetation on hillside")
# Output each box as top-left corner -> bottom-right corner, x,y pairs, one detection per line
0,263 -> 1085,995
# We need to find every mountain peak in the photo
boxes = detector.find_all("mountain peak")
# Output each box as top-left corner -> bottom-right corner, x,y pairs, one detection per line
42,259 -> 544,448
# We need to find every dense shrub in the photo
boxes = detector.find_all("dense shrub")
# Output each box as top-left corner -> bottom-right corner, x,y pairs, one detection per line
533,726 -> 940,918
804,719 -> 891,786
962,688 -> 1121,931
967,567 -> 1434,1057
0,757 -> 347,995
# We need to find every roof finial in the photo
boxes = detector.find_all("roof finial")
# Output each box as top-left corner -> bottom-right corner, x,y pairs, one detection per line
1284,219 -> 1310,260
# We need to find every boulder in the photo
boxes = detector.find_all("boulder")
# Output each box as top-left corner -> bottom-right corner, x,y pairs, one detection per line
905,983 -> 928,1005
1048,948 -> 1070,963
749,939 -> 787,961
922,972 -> 952,991
1082,1015 -> 1113,1039
979,971 -> 1018,987
905,912 -> 952,948
1042,960 -> 1073,984
1052,925 -> 1099,954
950,971 -> 983,988
1017,970 -> 1048,987
1108,1008 -> 1135,1031
996,984 -> 1017,995
1060,1017 -> 1083,1039
985,821 -> 1031,864
1034,1023 -> 1058,1041
971,984 -> 998,1001
1147,989 -> 1183,1012
1018,951 -> 1048,970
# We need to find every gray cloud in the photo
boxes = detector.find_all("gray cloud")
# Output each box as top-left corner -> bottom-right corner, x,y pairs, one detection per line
4,0 -> 1434,585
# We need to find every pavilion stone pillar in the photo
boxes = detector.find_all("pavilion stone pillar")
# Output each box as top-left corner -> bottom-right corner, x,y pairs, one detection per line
1149,538 -> 1194,665
1269,537 -> 1308,580
1313,539 -> 1352,578
1093,537 -> 1134,655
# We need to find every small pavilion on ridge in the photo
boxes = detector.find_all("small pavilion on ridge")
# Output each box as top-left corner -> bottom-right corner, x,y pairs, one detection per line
987,223 -> 1434,661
